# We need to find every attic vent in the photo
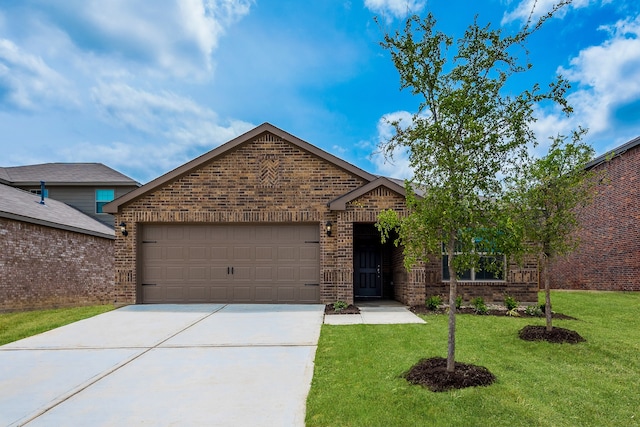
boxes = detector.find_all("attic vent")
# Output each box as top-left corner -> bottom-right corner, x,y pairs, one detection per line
259,154 -> 280,188
256,133 -> 282,143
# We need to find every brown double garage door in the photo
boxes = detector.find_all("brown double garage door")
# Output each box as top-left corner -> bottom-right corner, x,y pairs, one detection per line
140,224 -> 320,303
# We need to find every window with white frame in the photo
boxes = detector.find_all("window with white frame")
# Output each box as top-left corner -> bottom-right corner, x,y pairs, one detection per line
95,189 -> 115,213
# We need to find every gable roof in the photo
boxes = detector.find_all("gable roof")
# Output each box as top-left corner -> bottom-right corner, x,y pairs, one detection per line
0,183 -> 115,239
329,177 -> 410,210
104,123 -> 379,213
586,135 -> 640,170
0,163 -> 140,186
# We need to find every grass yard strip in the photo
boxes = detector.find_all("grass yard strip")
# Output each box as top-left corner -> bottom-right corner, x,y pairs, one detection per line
306,291 -> 640,427
0,305 -> 114,346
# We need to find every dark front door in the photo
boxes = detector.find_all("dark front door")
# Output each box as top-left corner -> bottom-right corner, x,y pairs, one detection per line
354,244 -> 382,297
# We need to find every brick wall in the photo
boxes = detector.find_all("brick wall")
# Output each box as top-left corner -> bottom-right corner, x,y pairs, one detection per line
548,146 -> 640,291
113,131 -> 542,305
424,254 -> 539,305
0,217 -> 114,311
115,133 -> 368,304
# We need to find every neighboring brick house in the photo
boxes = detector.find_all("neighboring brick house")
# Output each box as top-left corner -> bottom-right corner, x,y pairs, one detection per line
0,184 -> 115,311
549,135 -> 640,291
0,163 -> 140,228
104,123 -> 538,306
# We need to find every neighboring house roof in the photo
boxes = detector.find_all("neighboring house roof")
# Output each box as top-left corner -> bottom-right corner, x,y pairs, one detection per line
0,183 -> 115,239
586,135 -> 640,170
0,163 -> 140,186
104,123 -> 383,213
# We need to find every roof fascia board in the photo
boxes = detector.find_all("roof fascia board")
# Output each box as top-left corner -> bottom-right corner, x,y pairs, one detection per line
0,212 -> 115,240
329,177 -> 411,211
104,123 -> 377,213
585,135 -> 640,170
11,181 -> 140,187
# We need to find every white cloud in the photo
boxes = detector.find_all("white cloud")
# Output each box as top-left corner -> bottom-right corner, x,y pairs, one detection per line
501,0 -> 593,25
371,111 -> 414,179
31,0 -> 252,78
364,0 -> 425,20
532,15 -> 640,145
0,38 -> 77,110
91,82 -> 253,148
63,82 -> 254,182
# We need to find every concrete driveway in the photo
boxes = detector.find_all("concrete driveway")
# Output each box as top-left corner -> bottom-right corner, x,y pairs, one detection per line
0,304 -> 324,427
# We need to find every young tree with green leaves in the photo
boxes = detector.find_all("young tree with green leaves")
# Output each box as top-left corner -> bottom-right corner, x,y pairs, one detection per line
376,2 -> 572,373
507,131 -> 596,332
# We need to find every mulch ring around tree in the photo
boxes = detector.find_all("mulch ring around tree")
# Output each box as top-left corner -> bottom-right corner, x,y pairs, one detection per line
404,357 -> 496,392
324,304 -> 361,315
518,325 -> 586,344
410,306 -> 577,320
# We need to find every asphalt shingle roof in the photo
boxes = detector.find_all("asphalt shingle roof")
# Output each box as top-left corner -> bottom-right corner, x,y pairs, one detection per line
0,183 -> 115,239
0,163 -> 139,185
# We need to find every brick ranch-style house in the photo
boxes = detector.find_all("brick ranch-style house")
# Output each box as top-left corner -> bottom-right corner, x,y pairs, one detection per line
104,123 -> 538,307
549,135 -> 640,291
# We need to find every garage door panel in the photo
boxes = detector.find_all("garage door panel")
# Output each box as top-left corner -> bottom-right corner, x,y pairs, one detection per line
254,227 -> 274,241
299,225 -> 319,241
140,224 -> 319,303
143,266 -> 163,281
189,246 -> 208,260
210,266 -> 230,281
142,246 -> 162,262
166,247 -> 184,261
166,266 -> 185,281
188,287 -> 207,301
233,246 -> 254,261
255,267 -> 273,281
277,266 -> 295,281
255,287 -> 274,302
142,225 -> 163,241
166,227 -> 185,240
188,266 -> 207,280
142,285 -> 164,303
166,286 -> 185,300
255,247 -> 274,261
299,266 -> 319,282
300,246 -> 318,261
232,266 -> 253,280
278,247 -> 296,261
210,246 -> 229,260
233,287 -> 252,302
210,287 -> 228,301
277,287 -> 295,302
299,287 -> 320,303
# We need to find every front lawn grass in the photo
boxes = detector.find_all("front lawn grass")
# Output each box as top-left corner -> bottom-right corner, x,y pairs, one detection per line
0,305 -> 114,346
306,291 -> 640,427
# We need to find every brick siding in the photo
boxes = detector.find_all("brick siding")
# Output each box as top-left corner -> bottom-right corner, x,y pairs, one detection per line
0,217 -> 114,311
113,131 -> 541,305
114,133 -> 368,305
424,254 -> 539,305
548,146 -> 640,291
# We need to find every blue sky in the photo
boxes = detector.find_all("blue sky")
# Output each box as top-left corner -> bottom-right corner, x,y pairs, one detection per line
1,0 -> 639,184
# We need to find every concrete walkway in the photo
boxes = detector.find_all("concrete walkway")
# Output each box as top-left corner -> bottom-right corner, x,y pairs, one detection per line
0,304 -> 324,427
323,300 -> 426,325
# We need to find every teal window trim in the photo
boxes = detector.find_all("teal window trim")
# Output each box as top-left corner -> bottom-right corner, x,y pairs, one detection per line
96,189 -> 115,214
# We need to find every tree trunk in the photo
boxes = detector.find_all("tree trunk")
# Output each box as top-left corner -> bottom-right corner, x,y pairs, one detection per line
446,236 -> 457,373
542,254 -> 553,332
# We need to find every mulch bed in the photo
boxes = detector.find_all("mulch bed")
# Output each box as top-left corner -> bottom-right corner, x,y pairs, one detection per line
518,325 -> 586,344
404,357 -> 496,392
324,304 -> 361,315
410,306 -> 577,320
